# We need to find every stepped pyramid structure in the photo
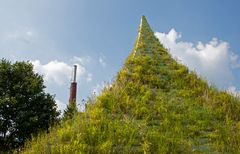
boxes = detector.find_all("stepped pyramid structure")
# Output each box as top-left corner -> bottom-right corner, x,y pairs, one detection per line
23,16 -> 240,154
132,16 -> 164,57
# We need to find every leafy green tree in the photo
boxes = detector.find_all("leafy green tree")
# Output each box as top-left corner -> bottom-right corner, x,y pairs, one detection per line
0,59 -> 60,152
63,102 -> 77,120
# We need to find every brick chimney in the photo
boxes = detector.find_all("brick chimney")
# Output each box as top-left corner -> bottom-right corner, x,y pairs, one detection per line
69,65 -> 77,105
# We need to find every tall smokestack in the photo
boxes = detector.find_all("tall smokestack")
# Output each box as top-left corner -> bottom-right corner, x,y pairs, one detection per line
69,65 -> 77,105
73,65 -> 77,83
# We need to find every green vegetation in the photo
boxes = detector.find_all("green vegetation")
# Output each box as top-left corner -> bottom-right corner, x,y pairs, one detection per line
0,60 -> 59,153
22,16 -> 240,153
63,102 -> 78,121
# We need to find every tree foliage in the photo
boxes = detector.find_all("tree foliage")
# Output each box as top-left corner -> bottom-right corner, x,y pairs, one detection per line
63,102 -> 78,121
0,59 -> 59,152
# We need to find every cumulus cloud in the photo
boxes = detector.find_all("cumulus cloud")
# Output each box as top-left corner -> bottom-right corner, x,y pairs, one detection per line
31,57 -> 93,112
55,99 -> 66,113
32,60 -> 72,85
155,29 -> 240,89
31,57 -> 92,86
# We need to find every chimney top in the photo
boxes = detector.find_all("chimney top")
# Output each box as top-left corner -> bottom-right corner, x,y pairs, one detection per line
73,65 -> 77,83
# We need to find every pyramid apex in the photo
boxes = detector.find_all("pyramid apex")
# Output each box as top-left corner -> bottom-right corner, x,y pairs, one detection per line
132,16 -> 164,57
140,15 -> 148,27
141,15 -> 146,20
138,15 -> 152,34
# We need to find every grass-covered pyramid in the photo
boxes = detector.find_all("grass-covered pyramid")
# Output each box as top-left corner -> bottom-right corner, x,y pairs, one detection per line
23,16 -> 240,153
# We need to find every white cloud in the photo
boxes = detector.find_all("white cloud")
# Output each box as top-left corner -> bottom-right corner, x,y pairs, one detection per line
155,29 -> 240,89
32,60 -> 72,85
4,28 -> 36,44
55,99 -> 66,113
99,54 -> 106,68
31,57 -> 94,112
227,86 -> 240,97
31,58 -> 92,86
71,56 -> 91,65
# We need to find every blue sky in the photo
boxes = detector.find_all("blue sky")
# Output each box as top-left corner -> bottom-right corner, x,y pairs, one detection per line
1,0 -> 240,112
